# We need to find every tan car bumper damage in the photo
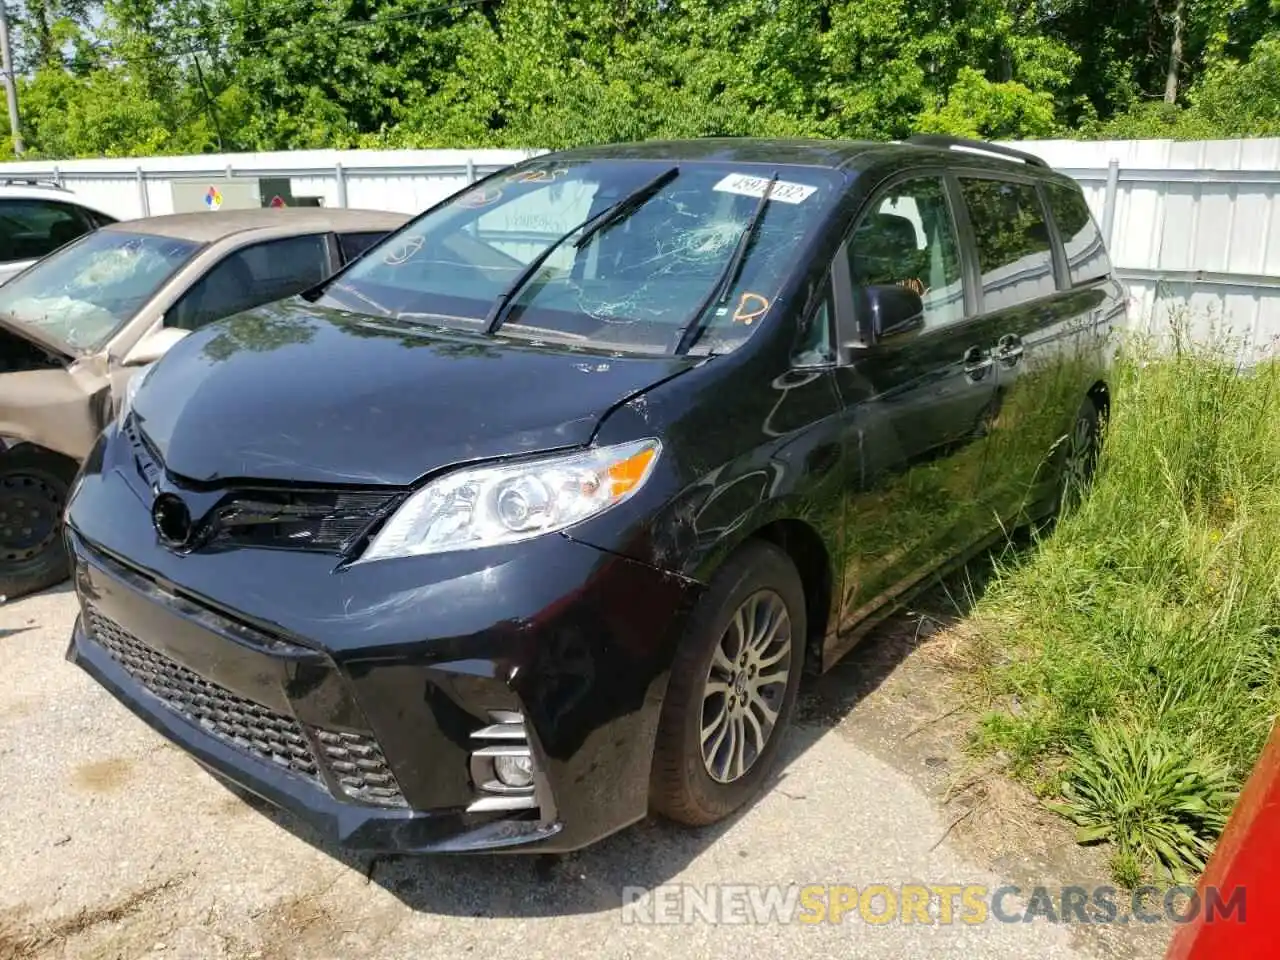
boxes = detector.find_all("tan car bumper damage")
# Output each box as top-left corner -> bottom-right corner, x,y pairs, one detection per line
0,365 -> 109,463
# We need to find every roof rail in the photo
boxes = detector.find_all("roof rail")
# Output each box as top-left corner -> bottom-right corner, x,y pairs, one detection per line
0,177 -> 69,190
905,134 -> 1049,169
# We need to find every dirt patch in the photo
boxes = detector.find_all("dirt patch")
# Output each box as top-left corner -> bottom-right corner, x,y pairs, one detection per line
248,886 -> 350,960
72,758 -> 134,794
0,698 -> 36,723
0,908 -> 36,960
0,878 -> 184,960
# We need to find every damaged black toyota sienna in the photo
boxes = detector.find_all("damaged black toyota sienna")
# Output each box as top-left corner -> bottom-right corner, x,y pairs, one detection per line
65,136 -> 1122,853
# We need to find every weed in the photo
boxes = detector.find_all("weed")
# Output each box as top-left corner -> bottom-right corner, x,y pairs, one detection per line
970,324 -> 1280,882
1046,722 -> 1235,884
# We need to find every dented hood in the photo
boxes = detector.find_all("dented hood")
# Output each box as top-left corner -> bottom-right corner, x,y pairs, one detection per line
131,300 -> 696,486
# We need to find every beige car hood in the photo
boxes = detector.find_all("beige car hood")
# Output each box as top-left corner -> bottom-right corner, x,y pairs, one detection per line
0,321 -> 107,462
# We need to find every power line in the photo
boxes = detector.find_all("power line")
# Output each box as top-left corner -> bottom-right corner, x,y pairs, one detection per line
91,0 -> 490,67
87,0 -> 333,52
149,0 -> 326,36
87,0 -> 314,47
94,0 -> 487,64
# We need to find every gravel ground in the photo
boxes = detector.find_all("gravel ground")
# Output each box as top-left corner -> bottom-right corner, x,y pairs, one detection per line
2,586 -> 1124,960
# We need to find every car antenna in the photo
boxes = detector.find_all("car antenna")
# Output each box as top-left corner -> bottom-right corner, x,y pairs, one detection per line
674,171 -> 778,355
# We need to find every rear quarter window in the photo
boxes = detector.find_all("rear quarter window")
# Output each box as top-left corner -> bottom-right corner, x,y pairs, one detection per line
1044,183 -> 1113,286
338,231 -> 389,262
85,208 -> 119,229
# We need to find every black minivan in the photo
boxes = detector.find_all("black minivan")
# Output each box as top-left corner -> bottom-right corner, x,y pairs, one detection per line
64,136 -> 1123,853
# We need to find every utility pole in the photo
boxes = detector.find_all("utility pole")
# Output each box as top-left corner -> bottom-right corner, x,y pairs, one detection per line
0,1 -> 22,156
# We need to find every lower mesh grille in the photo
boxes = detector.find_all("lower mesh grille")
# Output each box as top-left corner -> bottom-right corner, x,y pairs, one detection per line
87,608 -> 320,782
86,608 -> 406,807
315,730 -> 407,807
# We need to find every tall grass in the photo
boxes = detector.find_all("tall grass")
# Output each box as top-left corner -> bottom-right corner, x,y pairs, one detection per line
972,328 -> 1280,883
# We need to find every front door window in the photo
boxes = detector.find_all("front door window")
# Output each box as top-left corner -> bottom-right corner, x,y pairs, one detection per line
847,178 -> 965,332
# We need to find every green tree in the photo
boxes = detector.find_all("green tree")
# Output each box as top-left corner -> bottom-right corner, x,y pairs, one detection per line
4,0 -> 1280,157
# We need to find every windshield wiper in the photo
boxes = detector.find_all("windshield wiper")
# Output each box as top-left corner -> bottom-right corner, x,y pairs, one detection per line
674,170 -> 778,355
572,166 -> 680,250
329,281 -> 393,316
484,165 -> 680,335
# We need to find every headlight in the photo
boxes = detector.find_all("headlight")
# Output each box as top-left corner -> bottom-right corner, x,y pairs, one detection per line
358,438 -> 661,562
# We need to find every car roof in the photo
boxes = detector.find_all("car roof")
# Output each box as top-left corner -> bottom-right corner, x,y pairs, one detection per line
102,207 -> 410,243
533,136 -> 1077,187
0,181 -> 117,214
543,137 -> 887,170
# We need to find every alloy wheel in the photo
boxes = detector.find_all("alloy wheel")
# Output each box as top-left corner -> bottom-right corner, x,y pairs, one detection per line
699,589 -> 792,784
1060,412 -> 1097,511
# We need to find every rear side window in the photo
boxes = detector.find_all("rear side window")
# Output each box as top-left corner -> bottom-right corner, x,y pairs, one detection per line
338,231 -> 389,262
1044,183 -> 1112,286
958,179 -> 1056,312
84,207 -> 118,229
0,198 -> 95,264
167,234 -> 330,331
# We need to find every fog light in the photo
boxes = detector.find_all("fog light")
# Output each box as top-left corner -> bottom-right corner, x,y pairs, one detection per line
493,753 -> 535,788
468,712 -> 542,813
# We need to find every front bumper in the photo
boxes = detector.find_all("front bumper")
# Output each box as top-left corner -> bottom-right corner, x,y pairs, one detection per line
65,468 -> 701,852
68,608 -> 559,852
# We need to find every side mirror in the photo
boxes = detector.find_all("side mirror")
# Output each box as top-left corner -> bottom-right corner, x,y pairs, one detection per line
121,327 -> 188,367
862,284 -> 925,345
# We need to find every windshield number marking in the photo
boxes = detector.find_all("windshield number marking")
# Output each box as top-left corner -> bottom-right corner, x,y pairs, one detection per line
383,235 -> 424,266
456,186 -> 504,208
507,168 -> 569,184
713,173 -> 816,205
731,292 -> 771,325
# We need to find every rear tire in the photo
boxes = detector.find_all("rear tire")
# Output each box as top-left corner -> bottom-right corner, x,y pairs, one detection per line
650,540 -> 805,826
1054,397 -> 1101,517
0,446 -> 75,601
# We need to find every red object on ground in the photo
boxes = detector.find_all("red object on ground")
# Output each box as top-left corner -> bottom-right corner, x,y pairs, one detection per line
1166,720 -> 1280,959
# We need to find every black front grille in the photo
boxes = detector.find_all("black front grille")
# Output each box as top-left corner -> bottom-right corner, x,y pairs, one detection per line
87,608 -> 320,782
122,414 -> 399,554
206,489 -> 398,553
86,607 -> 408,808
121,414 -> 163,489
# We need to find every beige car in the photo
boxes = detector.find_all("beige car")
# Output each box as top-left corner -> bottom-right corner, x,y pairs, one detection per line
0,206 -> 409,599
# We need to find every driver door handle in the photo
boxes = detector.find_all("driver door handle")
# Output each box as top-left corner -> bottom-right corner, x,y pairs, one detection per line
995,333 -> 1025,365
963,345 -> 993,380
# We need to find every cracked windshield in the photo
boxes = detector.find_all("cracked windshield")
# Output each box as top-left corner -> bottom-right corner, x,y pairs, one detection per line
0,230 -> 198,351
318,160 -> 842,355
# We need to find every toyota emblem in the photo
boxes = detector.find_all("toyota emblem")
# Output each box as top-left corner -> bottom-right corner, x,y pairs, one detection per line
152,493 -> 194,549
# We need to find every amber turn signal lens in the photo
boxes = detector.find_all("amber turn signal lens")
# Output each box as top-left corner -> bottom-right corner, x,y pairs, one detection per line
606,446 -> 658,498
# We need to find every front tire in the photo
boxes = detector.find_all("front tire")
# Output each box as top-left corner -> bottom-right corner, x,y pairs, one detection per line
0,446 -> 76,601
650,540 -> 805,826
